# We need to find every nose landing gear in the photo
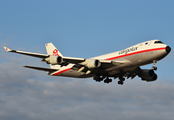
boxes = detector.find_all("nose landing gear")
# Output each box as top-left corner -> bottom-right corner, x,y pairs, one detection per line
152,60 -> 158,70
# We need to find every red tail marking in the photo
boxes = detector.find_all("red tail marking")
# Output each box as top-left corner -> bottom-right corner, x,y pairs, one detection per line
53,49 -> 59,56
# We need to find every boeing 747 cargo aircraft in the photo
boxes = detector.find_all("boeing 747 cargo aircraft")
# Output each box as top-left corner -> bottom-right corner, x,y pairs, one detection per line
4,40 -> 171,85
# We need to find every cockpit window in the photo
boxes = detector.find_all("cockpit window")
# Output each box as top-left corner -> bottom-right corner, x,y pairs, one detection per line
154,41 -> 163,44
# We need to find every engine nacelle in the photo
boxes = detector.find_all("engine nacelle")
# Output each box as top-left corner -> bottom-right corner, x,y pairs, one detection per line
85,59 -> 101,69
49,56 -> 63,65
140,69 -> 158,82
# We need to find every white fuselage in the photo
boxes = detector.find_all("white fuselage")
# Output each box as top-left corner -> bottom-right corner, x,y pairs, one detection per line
49,40 -> 169,78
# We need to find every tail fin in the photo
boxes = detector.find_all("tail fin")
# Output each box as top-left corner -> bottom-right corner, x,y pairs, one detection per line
45,43 -> 63,69
45,43 -> 63,57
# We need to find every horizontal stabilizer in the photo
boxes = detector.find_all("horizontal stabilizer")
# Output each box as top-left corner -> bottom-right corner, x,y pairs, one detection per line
23,65 -> 58,72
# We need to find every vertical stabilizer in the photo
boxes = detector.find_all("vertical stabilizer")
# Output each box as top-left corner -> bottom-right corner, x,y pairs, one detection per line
45,43 -> 63,57
45,43 -> 63,69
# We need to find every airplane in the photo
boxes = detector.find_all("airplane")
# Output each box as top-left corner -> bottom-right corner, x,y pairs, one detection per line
4,39 -> 171,85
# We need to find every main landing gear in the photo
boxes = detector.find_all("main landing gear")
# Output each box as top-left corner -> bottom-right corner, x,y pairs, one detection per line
93,75 -> 103,82
118,77 -> 125,85
152,60 -> 158,70
93,74 -> 125,85
93,75 -> 112,84
104,77 -> 112,84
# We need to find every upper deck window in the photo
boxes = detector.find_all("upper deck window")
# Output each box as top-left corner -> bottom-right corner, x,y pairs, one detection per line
154,41 -> 163,44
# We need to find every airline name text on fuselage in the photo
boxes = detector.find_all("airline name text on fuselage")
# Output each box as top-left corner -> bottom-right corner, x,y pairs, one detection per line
119,47 -> 138,55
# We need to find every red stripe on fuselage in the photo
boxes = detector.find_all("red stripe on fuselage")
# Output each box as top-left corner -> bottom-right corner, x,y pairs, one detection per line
52,68 -> 71,76
52,47 -> 166,76
105,47 -> 166,60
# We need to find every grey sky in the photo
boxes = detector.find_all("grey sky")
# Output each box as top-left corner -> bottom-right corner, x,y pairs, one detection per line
0,55 -> 173,120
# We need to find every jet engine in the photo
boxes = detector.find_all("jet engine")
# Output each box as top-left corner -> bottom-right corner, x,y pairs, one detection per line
139,69 -> 158,82
85,59 -> 101,69
49,56 -> 63,65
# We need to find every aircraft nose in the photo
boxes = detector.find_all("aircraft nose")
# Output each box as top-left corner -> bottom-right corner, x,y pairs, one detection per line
166,46 -> 171,53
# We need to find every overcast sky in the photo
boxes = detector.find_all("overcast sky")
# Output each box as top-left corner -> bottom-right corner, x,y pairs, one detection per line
0,0 -> 174,120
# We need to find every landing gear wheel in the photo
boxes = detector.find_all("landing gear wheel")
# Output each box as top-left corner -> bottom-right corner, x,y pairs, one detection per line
118,81 -> 124,85
118,76 -> 125,85
152,66 -> 157,70
109,79 -> 112,83
104,79 -> 107,83
96,79 -> 102,82
93,75 -> 103,82
121,78 -> 125,81
104,78 -> 112,84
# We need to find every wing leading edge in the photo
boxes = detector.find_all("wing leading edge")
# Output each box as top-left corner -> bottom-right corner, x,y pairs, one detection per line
4,47 -> 48,58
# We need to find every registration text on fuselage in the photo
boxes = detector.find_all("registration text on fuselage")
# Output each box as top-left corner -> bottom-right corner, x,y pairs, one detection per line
119,47 -> 138,55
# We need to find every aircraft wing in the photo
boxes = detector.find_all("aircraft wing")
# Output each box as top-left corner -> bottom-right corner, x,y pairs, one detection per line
4,47 -> 49,58
4,47 -> 86,62
4,46 -> 131,73
23,65 -> 58,72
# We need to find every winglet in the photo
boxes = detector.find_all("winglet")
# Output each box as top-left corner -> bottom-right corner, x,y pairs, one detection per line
4,47 -> 12,52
